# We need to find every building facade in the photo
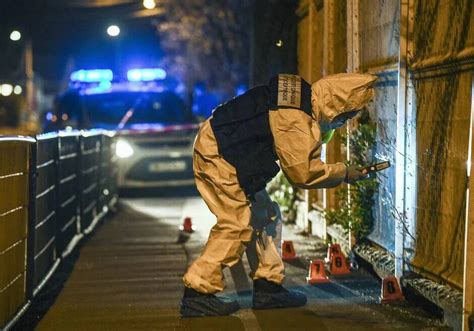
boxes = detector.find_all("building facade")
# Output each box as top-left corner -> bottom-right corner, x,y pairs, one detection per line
297,0 -> 474,328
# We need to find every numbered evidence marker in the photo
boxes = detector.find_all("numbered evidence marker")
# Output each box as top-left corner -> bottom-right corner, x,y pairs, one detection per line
358,161 -> 391,175
307,260 -> 330,284
329,252 -> 351,275
380,275 -> 404,303
177,217 -> 195,244
325,243 -> 342,263
281,240 -> 297,260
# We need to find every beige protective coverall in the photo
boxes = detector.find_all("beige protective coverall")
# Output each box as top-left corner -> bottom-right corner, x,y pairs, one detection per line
183,73 -> 377,294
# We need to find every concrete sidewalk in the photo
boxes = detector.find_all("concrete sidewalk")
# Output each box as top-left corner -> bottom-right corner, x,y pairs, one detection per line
17,198 -> 446,330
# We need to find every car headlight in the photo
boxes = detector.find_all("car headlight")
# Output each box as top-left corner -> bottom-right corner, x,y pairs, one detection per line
116,139 -> 134,158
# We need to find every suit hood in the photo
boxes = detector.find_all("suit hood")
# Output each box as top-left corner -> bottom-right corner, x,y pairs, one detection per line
311,73 -> 378,123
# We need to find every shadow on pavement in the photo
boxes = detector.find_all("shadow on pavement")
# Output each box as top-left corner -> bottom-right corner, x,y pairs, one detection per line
309,282 -> 359,299
230,261 -> 253,295
178,316 -> 245,330
253,307 -> 329,331
284,257 -> 309,270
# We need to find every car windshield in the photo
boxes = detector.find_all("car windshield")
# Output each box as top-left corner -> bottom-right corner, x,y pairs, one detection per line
81,91 -> 195,127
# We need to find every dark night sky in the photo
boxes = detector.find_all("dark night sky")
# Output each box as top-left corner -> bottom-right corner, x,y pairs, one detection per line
0,0 -> 163,91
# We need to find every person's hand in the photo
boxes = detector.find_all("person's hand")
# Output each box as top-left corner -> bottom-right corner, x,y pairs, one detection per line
344,165 -> 368,184
250,192 -> 279,231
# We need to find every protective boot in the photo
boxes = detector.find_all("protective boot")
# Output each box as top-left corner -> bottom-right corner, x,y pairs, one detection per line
180,287 -> 240,317
253,279 -> 307,310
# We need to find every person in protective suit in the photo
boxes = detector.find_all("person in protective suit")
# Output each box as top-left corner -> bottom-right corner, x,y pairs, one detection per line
180,73 -> 377,317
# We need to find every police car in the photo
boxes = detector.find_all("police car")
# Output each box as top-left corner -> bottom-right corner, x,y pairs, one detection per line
53,68 -> 199,190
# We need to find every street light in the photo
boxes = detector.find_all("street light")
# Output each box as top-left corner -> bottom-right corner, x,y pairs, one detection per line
143,0 -> 156,9
0,84 -> 13,97
107,25 -> 120,37
10,30 -> 21,41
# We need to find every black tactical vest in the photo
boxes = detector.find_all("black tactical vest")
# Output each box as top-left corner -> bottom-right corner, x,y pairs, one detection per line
210,74 -> 312,196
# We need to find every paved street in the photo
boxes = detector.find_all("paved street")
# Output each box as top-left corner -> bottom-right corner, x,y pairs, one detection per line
20,192 -> 446,330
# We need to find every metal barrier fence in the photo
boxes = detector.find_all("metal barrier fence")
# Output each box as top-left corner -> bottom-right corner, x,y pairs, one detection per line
80,132 -> 101,234
56,132 -> 81,257
0,130 -> 117,330
33,134 -> 59,294
0,137 -> 35,329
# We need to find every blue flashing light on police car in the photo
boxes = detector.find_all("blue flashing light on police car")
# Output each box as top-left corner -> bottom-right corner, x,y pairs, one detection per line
70,69 -> 114,83
80,81 -> 113,95
127,68 -> 167,82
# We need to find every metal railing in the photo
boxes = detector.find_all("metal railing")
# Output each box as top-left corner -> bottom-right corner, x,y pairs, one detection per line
0,130 -> 117,330
0,136 -> 35,330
